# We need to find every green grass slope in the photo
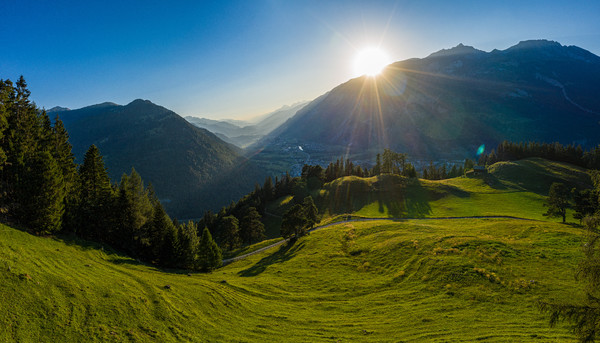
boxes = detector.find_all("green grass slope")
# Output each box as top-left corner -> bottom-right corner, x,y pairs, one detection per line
0,217 -> 585,342
321,158 -> 591,221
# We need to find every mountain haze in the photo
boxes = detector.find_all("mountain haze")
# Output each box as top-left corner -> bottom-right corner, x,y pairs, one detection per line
55,99 -> 265,218
255,40 -> 600,166
185,101 -> 308,148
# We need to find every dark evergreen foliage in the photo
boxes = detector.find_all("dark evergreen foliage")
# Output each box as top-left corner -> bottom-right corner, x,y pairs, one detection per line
197,227 -> 222,271
239,207 -> 265,245
479,140 -> 600,170
543,182 -> 571,223
0,78 -> 222,272
280,196 -> 320,239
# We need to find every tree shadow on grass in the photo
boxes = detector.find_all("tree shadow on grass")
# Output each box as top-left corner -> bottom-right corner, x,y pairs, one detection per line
238,240 -> 305,277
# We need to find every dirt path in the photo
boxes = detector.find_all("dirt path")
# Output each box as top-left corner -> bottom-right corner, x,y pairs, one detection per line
222,215 -> 540,264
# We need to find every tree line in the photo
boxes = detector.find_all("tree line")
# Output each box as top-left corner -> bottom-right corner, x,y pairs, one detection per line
0,77 -> 221,271
479,140 -> 600,169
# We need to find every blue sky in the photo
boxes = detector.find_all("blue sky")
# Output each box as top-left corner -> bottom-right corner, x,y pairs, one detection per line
2,0 -> 599,119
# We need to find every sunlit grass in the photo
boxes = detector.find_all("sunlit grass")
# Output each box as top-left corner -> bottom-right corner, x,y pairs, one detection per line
0,218 -> 582,342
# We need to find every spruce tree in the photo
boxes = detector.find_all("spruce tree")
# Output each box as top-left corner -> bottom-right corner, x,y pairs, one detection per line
543,182 -> 570,223
177,221 -> 199,269
0,80 -> 10,171
3,77 -> 40,213
197,226 -> 222,271
20,151 -> 65,234
160,222 -> 179,268
303,196 -> 319,230
116,169 -> 153,254
240,207 -> 265,245
280,204 -> 307,239
51,115 -> 77,189
219,215 -> 241,251
76,145 -> 115,239
144,199 -> 175,262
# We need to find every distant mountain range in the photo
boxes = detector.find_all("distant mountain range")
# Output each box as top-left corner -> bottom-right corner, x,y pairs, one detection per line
53,39 -> 600,216
54,100 -> 266,219
185,101 -> 308,148
253,39 -> 600,170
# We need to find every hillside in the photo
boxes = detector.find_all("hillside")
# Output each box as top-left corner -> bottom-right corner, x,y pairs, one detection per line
252,40 -> 600,172
55,99 -> 266,218
254,158 -> 592,241
0,216 -> 583,342
1,157 -> 594,341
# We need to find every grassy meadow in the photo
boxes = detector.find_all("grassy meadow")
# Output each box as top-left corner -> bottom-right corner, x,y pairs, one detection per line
321,158 -> 591,221
0,158 -> 593,342
0,217 -> 586,342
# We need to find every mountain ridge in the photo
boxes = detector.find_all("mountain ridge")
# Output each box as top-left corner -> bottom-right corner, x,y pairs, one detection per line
55,99 -> 265,218
252,39 -> 600,172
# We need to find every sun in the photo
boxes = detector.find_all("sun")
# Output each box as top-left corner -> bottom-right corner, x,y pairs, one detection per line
354,47 -> 391,77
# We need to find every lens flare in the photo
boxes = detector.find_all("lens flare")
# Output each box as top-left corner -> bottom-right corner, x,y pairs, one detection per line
476,144 -> 485,156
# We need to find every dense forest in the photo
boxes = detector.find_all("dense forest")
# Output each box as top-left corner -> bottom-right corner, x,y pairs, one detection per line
0,77 -> 220,271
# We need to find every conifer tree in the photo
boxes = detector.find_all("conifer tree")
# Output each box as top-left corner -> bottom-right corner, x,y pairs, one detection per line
197,226 -> 222,271
76,145 -> 115,239
573,189 -> 599,224
116,169 -> 153,253
303,196 -> 319,230
144,198 -> 175,262
160,222 -> 179,268
0,80 -> 10,171
543,182 -> 570,223
281,204 -> 307,239
219,215 -> 241,251
20,151 -> 65,234
51,115 -> 77,189
177,221 -> 200,269
3,77 -> 40,212
240,207 -> 265,245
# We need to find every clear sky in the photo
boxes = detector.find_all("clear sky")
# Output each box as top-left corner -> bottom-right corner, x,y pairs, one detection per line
2,0 -> 600,120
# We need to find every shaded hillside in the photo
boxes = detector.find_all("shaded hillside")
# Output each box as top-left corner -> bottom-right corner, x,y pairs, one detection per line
255,40 -> 600,164
56,99 -> 265,218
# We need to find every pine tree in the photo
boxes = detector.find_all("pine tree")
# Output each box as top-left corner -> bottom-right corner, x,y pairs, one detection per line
374,153 -> 381,175
144,199 -> 175,262
3,77 -> 40,213
219,215 -> 241,251
543,182 -> 570,223
239,207 -> 265,245
20,151 -> 65,234
51,115 -> 77,188
76,145 -> 115,239
197,226 -> 222,271
116,169 -> 153,254
177,221 -> 200,269
573,189 -> 599,224
160,223 -> 179,268
302,196 -> 319,230
280,204 -> 307,239
263,176 -> 274,201
0,80 -> 11,171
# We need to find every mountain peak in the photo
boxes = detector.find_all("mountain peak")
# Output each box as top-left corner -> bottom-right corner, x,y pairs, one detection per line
47,106 -> 70,113
508,39 -> 562,51
128,99 -> 155,106
427,43 -> 484,58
